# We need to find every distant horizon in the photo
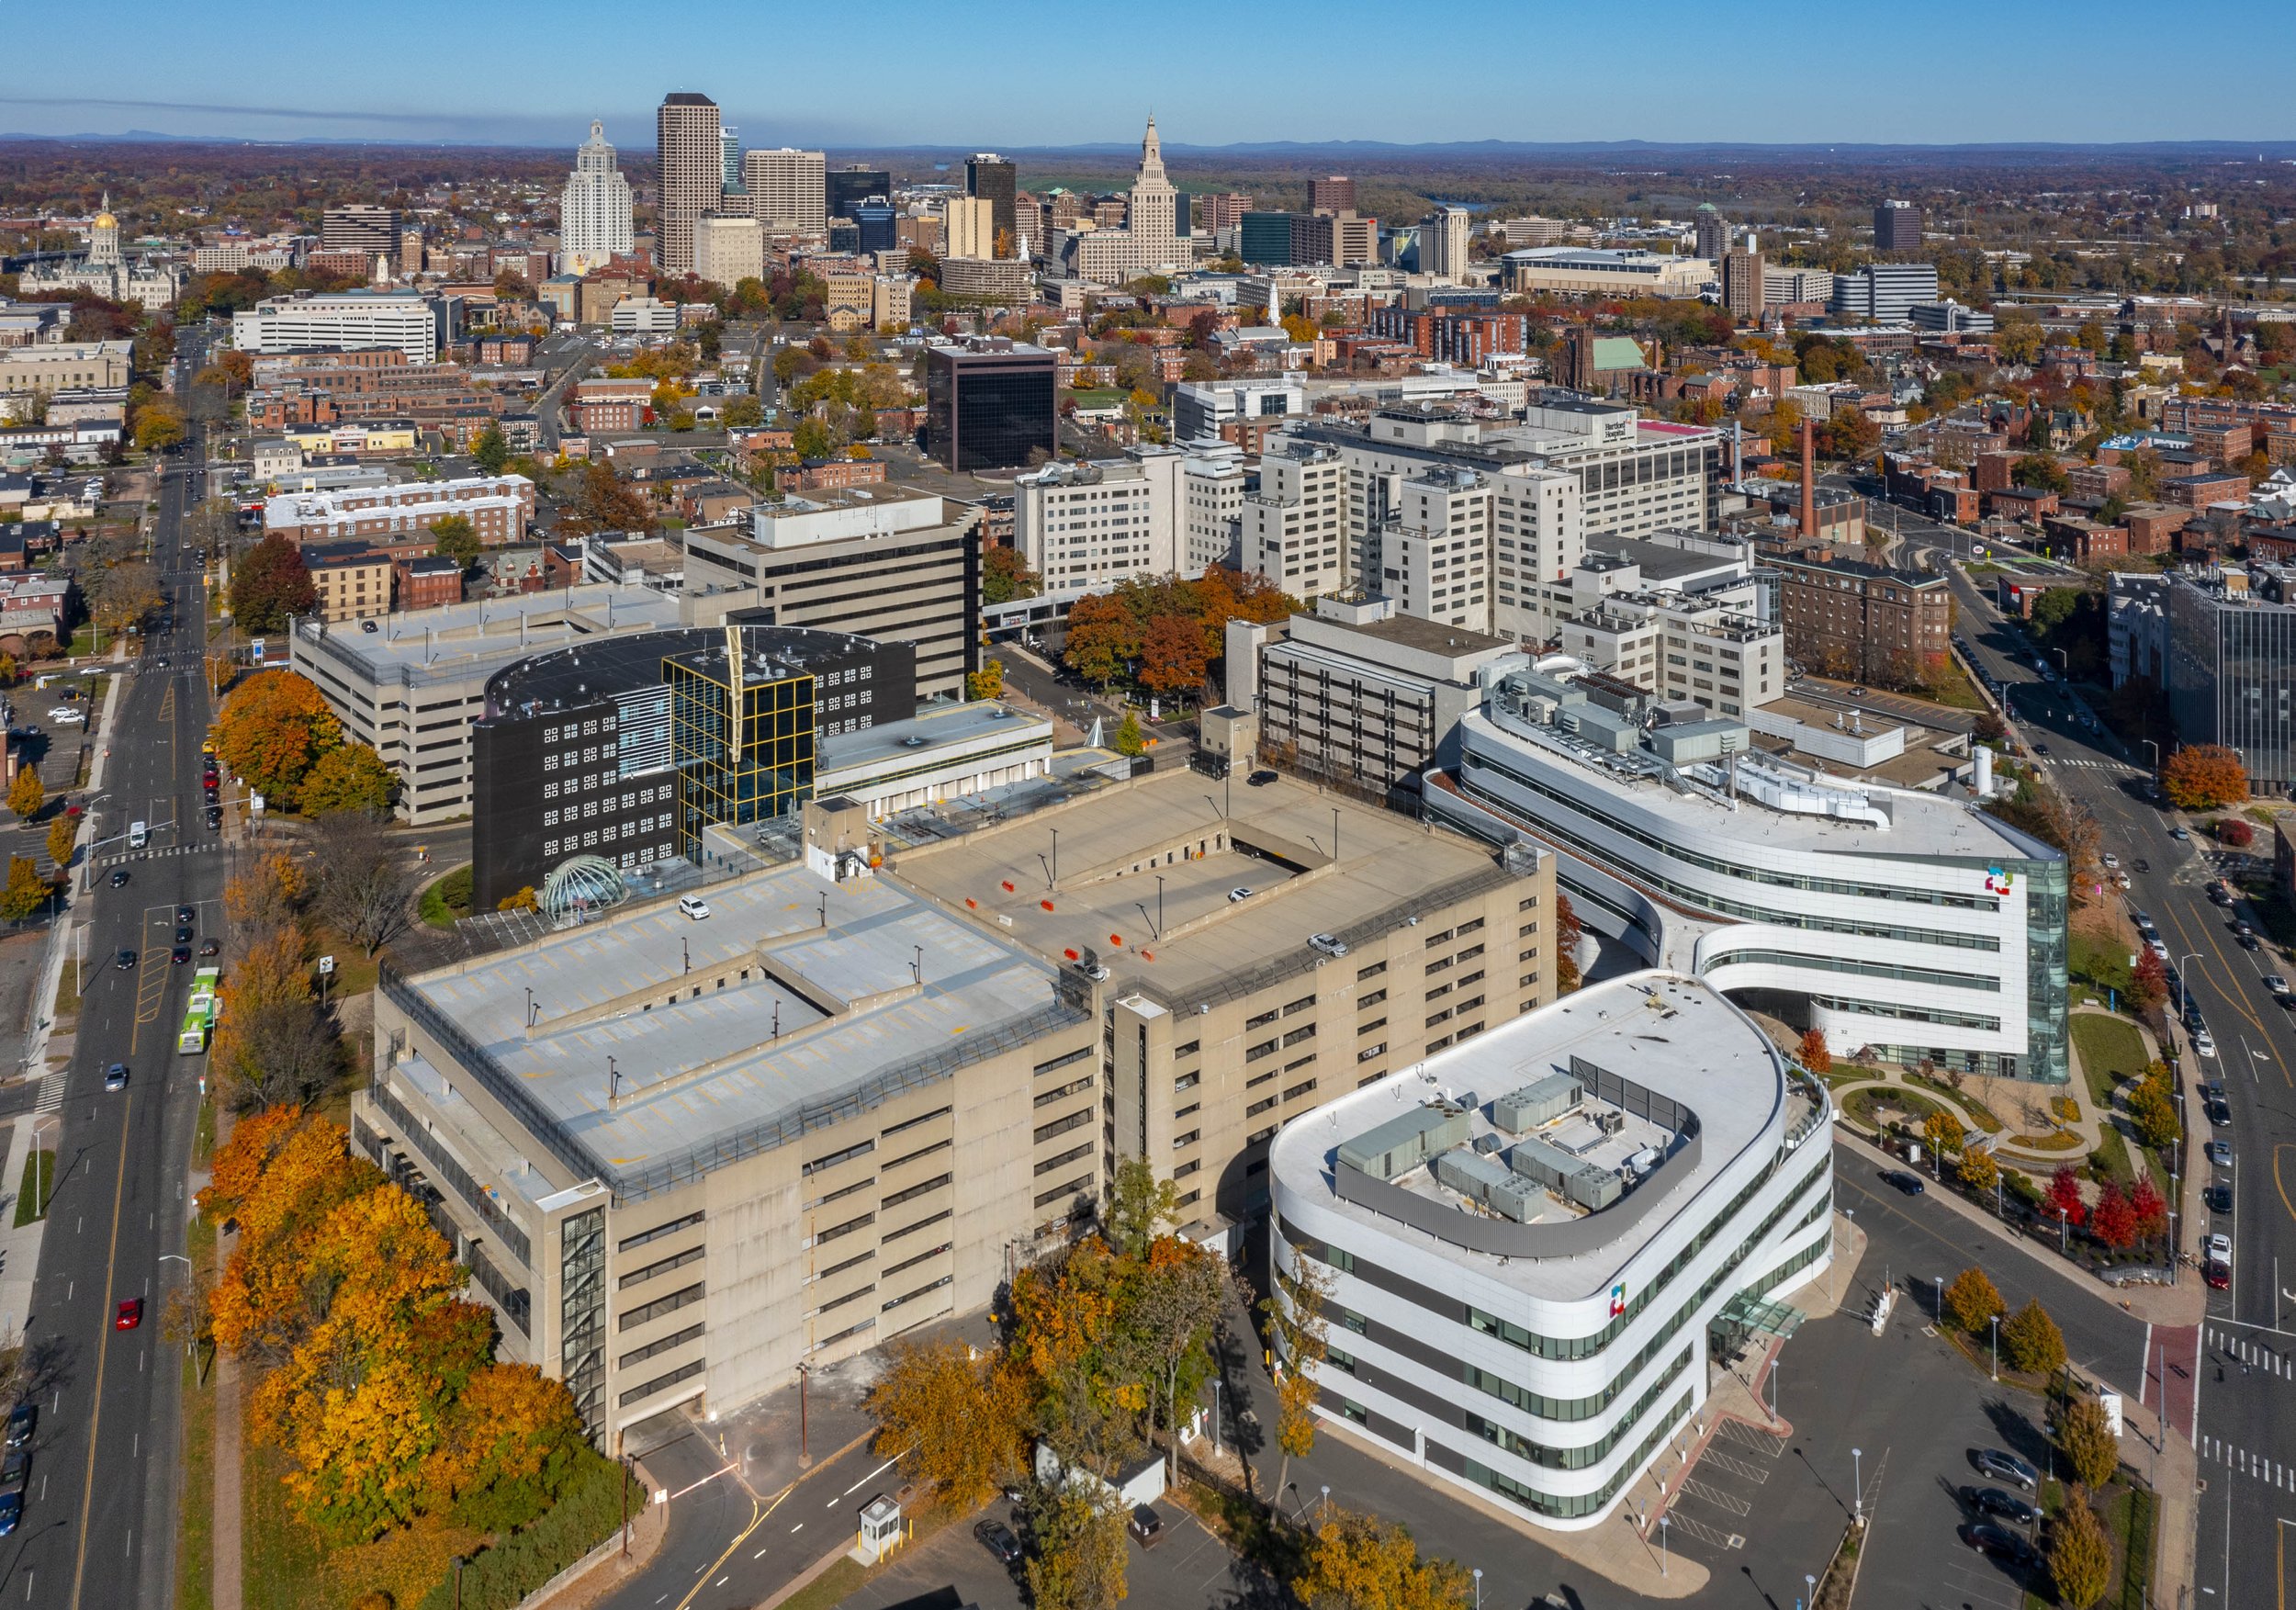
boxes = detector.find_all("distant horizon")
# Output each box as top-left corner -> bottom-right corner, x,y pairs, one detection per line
3,0 -> 2290,151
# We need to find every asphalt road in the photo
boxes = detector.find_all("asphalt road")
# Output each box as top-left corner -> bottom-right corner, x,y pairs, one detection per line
3,380 -> 220,1608
1938,557 -> 2295,1610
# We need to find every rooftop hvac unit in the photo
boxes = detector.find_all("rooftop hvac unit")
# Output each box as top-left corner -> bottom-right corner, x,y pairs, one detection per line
1491,1072 -> 1581,1132
1338,1101 -> 1470,1180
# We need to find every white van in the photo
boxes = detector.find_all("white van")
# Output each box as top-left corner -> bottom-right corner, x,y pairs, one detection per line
129,821 -> 149,850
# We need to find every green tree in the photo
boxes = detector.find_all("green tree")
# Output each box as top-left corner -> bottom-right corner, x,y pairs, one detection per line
1112,710 -> 1146,758
2055,1396 -> 2120,1489
1025,1483 -> 1129,1610
468,423 -> 509,476
1103,1158 -> 1178,1261
2000,1298 -> 2066,1377
298,744 -> 398,817
983,546 -> 1041,605
429,513 -> 481,569
723,395 -> 763,428
230,534 -> 317,633
6,766 -> 42,823
1131,1239 -> 1225,1480
791,416 -> 836,459
2012,454 -> 2071,495
1943,1266 -> 2006,1334
2047,1492 -> 2113,1610
0,857 -> 48,924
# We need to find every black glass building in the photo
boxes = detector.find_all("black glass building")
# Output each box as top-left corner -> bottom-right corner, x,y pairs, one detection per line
965,153 -> 1018,250
924,339 -> 1056,473
827,167 -> 892,223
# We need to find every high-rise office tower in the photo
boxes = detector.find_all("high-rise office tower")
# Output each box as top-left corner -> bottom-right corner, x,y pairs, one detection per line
559,121 -> 636,276
1874,199 -> 1921,252
852,197 -> 898,257
720,128 -> 747,212
1307,175 -> 1356,217
321,204 -> 400,256
743,149 -> 827,236
1421,205 -> 1472,279
827,167 -> 893,224
1693,203 -> 1730,265
656,92 -> 723,275
965,153 -> 1017,253
1070,116 -> 1184,285
943,196 -> 996,260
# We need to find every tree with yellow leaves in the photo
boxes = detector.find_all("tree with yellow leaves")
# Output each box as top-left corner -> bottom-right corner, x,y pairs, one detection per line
1297,1508 -> 1472,1610
865,1335 -> 1031,1512
1026,1481 -> 1129,1610
222,850 -> 308,940
1264,1252 -> 1334,1501
422,1363 -> 589,1531
212,670 -> 342,811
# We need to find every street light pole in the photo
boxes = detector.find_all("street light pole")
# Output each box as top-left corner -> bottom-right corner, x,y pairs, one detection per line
1990,1313 -> 2000,1381
1851,1447 -> 1863,1526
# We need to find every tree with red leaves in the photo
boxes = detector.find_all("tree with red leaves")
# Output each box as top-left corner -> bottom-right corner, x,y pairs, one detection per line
2129,1175 -> 2167,1243
2091,1179 -> 2138,1250
2046,1164 -> 2088,1229
2130,947 -> 2168,1015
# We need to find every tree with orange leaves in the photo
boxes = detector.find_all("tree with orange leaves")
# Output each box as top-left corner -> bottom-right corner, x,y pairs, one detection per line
209,925 -> 338,1111
213,670 -> 342,811
2161,743 -> 2247,811
865,1336 -> 1031,1512
1136,613 -> 1209,697
422,1362 -> 590,1531
207,1113 -> 382,1359
222,850 -> 307,940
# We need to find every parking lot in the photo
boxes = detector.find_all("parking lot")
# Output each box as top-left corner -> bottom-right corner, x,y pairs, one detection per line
836,1494 -> 1264,1610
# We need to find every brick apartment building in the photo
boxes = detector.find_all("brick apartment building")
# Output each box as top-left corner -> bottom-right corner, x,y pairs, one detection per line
394,554 -> 466,611
570,378 -> 653,434
263,474 -> 535,547
1363,307 -> 1530,365
772,457 -> 888,494
1773,552 -> 1953,685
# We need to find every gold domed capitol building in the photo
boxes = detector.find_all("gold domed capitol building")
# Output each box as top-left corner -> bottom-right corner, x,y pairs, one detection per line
19,193 -> 186,310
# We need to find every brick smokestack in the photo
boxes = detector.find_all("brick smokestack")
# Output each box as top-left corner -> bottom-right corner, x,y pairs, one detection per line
1799,416 -> 1817,538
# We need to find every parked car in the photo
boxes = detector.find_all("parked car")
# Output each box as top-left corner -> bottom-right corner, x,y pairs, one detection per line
1308,932 -> 1349,958
5,1405 -> 32,1449
974,1518 -> 1023,1567
2195,1030 -> 2217,1057
2206,1183 -> 2234,1214
1973,1448 -> 2040,1490
2239,933 -> 2261,951
0,1491 -> 18,1537
2101,852 -> 2120,869
198,938 -> 220,957
2209,1140 -> 2234,1167
2265,975 -> 2290,996
2209,1098 -> 2232,1127
1881,1169 -> 1927,1196
1963,1522 -> 2042,1569
1227,886 -> 1254,903
677,895 -> 711,920
0,1448 -> 28,1498
1246,769 -> 1277,786
2172,827 -> 2192,840
2208,1232 -> 2233,1267
2207,1260 -> 2231,1289
1964,1486 -> 2042,1526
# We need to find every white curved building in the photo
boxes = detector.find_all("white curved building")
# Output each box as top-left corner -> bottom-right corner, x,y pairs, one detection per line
1268,971 -> 1833,1527
1424,669 -> 2069,1084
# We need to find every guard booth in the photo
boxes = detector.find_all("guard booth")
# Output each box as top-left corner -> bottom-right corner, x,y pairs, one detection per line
853,1493 -> 905,1565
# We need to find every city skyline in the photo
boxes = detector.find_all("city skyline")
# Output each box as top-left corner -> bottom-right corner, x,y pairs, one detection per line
3,0 -> 2291,148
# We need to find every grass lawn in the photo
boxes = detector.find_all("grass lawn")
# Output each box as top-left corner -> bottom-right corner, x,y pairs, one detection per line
51,956 -> 81,1020
242,1430 -> 332,1610
307,927 -> 379,999
175,1216 -> 219,1610
2069,930 -> 2135,1007
1842,1086 -> 1943,1131
1923,656 -> 1987,712
2072,1014 -> 2149,1108
1906,1073 -> 2004,1132
12,1149 -> 52,1227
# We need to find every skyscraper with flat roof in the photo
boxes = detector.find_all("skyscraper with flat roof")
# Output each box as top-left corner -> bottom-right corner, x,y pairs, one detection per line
656,92 -> 723,275
1308,175 -> 1356,216
1874,199 -> 1921,252
743,149 -> 827,236
965,154 -> 1017,253
827,167 -> 892,224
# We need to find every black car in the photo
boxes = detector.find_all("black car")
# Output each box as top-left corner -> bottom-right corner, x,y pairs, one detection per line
0,1449 -> 22,1498
1881,1169 -> 1927,1196
2206,1183 -> 2233,1214
1974,1448 -> 2041,1490
2133,858 -> 2150,873
171,945 -> 191,965
1247,769 -> 1277,786
114,948 -> 136,970
1964,1485 -> 2042,1526
1128,1503 -> 1166,1548
107,868 -> 129,888
1962,1522 -> 2041,1569
2239,933 -> 2261,951
205,805 -> 222,830
974,1518 -> 1023,1566
198,938 -> 220,957
174,922 -> 193,944
175,904 -> 196,927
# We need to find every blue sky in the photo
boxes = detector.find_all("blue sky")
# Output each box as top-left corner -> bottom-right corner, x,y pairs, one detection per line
4,0 -> 2290,150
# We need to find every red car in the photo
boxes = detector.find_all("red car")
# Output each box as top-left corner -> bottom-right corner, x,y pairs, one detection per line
2206,1261 -> 2231,1290
114,1298 -> 142,1331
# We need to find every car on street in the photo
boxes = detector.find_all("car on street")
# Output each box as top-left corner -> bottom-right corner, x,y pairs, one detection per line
107,868 -> 129,887
2206,1183 -> 2233,1214
2195,1030 -> 2217,1057
103,1063 -> 128,1091
199,938 -> 220,957
2102,852 -> 2120,868
2267,975 -> 2290,996
0,1449 -> 25,1497
2239,931 -> 2261,950
2032,743 -> 2049,756
1962,1522 -> 2041,1569
6,1405 -> 32,1449
205,805 -> 222,830
1964,1486 -> 2043,1526
171,944 -> 191,965
174,921 -> 192,943
114,1298 -> 142,1330
974,1518 -> 1023,1566
2133,858 -> 2150,873
2208,1140 -> 2234,1167
2172,827 -> 2191,840
2208,1232 -> 2233,1267
1880,1169 -> 1927,1196
176,904 -> 196,926
0,1491 -> 18,1537
2207,1259 -> 2231,1289
114,948 -> 135,970
1973,1448 -> 2040,1489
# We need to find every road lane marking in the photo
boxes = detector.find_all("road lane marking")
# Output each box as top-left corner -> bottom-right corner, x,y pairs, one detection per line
65,1090 -> 134,1610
